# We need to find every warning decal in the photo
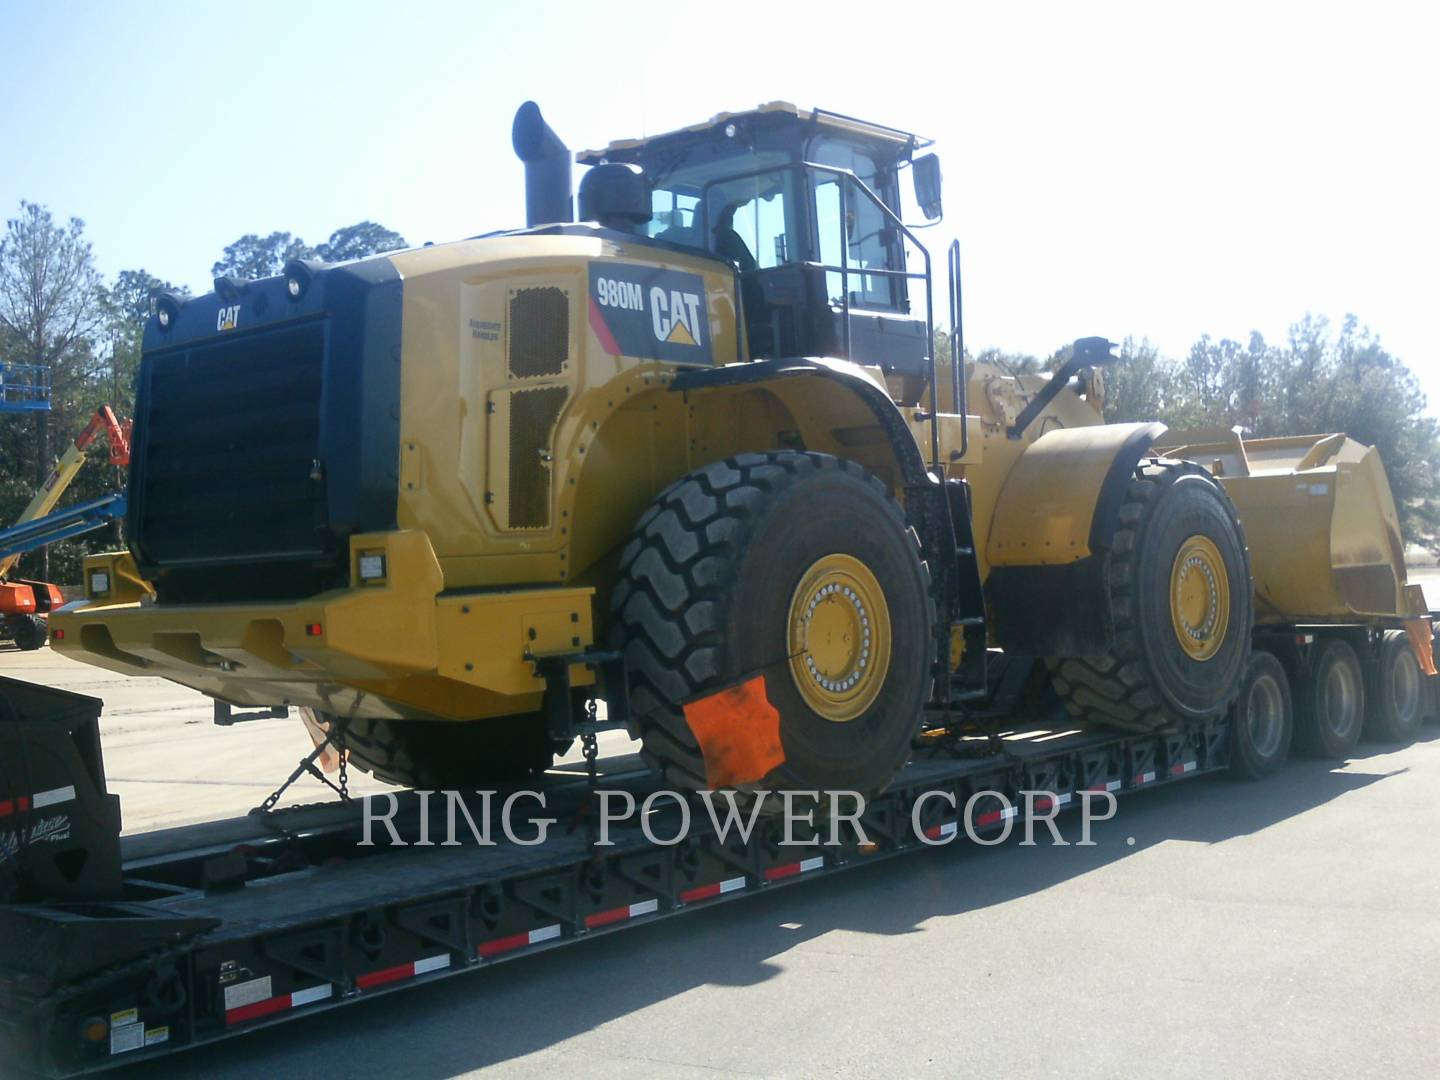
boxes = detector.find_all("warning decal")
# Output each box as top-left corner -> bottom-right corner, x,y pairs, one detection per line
587,262 -> 712,364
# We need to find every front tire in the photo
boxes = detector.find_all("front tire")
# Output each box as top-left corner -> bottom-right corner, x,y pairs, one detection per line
11,615 -> 46,651
1048,459 -> 1253,734
611,451 -> 933,800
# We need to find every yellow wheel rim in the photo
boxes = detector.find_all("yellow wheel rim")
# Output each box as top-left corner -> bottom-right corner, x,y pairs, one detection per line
1169,534 -> 1230,661
786,554 -> 892,722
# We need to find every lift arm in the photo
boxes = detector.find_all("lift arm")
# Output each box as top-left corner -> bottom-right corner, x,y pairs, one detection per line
0,493 -> 128,564
0,407 -> 130,580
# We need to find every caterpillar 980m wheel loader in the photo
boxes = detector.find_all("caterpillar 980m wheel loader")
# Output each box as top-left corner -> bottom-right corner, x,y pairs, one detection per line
50,101 -> 1424,799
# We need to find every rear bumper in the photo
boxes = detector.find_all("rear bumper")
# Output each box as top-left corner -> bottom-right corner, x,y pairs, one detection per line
50,531 -> 594,721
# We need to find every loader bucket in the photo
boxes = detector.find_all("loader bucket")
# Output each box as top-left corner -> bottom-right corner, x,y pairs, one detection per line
1157,430 -> 1421,623
0,676 -> 123,903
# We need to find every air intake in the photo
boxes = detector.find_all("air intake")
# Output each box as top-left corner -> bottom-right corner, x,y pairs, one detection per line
507,287 -> 569,379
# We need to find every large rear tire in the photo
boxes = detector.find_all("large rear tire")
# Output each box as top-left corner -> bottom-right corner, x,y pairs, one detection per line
1365,630 -> 1425,744
1047,459 -> 1253,734
611,451 -> 933,800
307,711 -> 565,789
1293,637 -> 1365,759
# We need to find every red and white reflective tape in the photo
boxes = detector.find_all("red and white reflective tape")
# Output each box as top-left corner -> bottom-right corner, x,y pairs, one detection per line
0,784 -> 75,818
923,821 -> 958,841
225,983 -> 332,1026
355,952 -> 452,990
1030,793 -> 1072,813
1086,779 -> 1122,793
1134,770 -> 1157,785
584,897 -> 660,929
975,805 -> 1019,828
679,874 -> 747,903
764,855 -> 825,881
1169,760 -> 1197,776
477,923 -> 561,959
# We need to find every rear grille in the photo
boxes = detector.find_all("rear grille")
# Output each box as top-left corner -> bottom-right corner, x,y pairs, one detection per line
507,287 -> 568,379
135,321 -> 327,568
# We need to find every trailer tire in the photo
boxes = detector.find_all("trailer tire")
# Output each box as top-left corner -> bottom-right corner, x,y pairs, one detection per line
1293,637 -> 1365,759
611,451 -> 933,802
1365,630 -> 1425,744
1228,650 -> 1292,780
308,711 -> 565,789
1047,459 -> 1252,734
11,615 -> 46,651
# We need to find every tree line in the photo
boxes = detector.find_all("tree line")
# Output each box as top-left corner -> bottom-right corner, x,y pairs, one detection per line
0,202 -> 405,582
3,195 -> 1437,586
935,321 -> 1440,550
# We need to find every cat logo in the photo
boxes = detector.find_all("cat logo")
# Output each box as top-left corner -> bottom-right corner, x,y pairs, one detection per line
588,263 -> 712,364
217,305 -> 240,332
650,287 -> 703,347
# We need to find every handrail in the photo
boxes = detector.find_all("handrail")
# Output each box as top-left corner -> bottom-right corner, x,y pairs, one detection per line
802,162 -> 939,476
948,240 -> 967,462
0,360 -> 52,413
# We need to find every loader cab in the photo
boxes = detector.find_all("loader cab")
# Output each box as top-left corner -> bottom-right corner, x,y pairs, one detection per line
577,104 -> 942,399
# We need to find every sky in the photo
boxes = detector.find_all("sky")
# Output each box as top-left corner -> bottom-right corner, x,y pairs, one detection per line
2,0 -> 1436,404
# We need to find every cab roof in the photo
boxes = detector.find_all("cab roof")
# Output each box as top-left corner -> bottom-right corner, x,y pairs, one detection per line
575,101 -> 930,165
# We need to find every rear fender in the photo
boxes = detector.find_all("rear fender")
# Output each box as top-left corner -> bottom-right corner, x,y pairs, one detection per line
670,357 -> 932,491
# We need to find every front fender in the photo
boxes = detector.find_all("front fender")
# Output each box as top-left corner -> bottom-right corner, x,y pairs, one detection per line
985,421 -> 1166,656
986,421 -> 1167,567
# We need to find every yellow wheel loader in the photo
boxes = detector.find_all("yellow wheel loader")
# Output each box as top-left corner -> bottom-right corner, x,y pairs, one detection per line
51,101 -> 1428,798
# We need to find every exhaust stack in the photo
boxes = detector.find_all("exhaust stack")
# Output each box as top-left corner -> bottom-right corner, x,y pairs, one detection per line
512,101 -> 573,228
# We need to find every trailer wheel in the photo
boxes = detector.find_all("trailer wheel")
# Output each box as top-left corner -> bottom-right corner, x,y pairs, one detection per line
1047,459 -> 1252,734
611,451 -> 933,800
1293,637 -> 1365,759
1229,650 -> 1292,780
1365,630 -> 1425,744
308,711 -> 565,789
11,615 -> 46,651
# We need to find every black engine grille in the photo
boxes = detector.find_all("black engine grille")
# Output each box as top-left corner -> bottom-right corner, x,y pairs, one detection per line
133,321 -> 328,575
507,286 -> 569,379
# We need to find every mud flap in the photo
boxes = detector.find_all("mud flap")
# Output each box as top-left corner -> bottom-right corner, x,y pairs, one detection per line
0,676 -> 122,903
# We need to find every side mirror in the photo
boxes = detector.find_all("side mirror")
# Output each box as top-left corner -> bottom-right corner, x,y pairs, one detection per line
912,154 -> 943,221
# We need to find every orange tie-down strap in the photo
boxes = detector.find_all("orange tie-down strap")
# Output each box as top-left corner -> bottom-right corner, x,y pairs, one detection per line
1404,619 -> 1437,677
682,675 -> 786,789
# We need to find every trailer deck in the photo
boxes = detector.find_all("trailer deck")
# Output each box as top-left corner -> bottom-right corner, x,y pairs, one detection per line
0,708 -> 1230,1078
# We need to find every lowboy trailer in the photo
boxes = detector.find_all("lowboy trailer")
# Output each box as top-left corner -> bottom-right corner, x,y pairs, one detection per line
1,664 -> 1437,1077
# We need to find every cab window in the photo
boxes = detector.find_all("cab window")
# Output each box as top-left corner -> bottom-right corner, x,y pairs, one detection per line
810,139 -> 903,311
704,170 -> 796,272
649,188 -> 701,239
641,150 -> 792,255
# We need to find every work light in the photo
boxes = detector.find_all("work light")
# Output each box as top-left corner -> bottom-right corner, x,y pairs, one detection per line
358,552 -> 387,583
